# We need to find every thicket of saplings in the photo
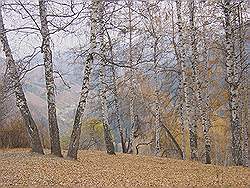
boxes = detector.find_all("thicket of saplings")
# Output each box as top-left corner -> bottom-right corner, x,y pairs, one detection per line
0,119 -> 49,149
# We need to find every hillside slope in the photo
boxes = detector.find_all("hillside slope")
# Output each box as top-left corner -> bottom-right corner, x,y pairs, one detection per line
0,149 -> 249,187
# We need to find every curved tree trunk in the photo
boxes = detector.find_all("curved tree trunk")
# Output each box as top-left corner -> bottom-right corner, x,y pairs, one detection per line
0,2 -> 44,154
67,0 -> 99,160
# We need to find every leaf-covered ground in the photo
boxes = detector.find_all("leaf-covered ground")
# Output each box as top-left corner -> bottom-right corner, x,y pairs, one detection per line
0,149 -> 249,187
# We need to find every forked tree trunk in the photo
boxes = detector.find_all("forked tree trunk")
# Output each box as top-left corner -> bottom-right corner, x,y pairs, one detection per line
223,0 -> 243,166
188,0 -> 211,164
38,0 -> 62,157
0,2 -> 44,154
67,0 -> 99,160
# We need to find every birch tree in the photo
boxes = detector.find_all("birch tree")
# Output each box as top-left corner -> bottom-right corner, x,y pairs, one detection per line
106,30 -> 126,153
222,0 -> 243,166
188,0 -> 211,164
127,0 -> 136,154
0,1 -> 44,154
235,2 -> 248,167
38,0 -> 62,157
67,0 -> 99,159
175,0 -> 197,160
142,0 -> 162,156
98,0 -> 115,155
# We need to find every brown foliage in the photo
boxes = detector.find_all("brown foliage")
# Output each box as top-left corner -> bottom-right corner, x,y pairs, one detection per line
0,119 -> 30,148
0,119 -> 49,149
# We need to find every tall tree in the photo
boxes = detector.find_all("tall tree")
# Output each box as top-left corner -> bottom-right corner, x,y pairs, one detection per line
127,0 -> 136,154
98,0 -> 115,155
175,0 -> 197,160
188,0 -> 211,164
223,0 -> 243,166
0,1 -> 44,154
106,30 -> 126,153
38,0 -> 62,157
67,0 -> 100,159
237,4 -> 248,167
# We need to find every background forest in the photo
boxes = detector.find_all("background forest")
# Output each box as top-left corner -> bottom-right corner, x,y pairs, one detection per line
0,0 -> 249,167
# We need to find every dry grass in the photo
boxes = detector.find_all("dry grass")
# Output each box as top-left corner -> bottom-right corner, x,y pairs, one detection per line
0,149 -> 249,187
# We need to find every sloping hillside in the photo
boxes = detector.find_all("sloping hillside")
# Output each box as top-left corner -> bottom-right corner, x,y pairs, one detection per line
0,149 -> 249,187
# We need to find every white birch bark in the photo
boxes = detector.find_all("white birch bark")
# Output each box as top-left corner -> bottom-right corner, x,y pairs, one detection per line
111,65 -> 125,153
188,0 -> 211,164
0,2 -> 44,154
38,0 -> 62,157
127,0 -> 136,154
175,0 -> 197,160
106,30 -> 126,153
97,0 -> 115,155
99,62 -> 115,155
67,0 -> 99,159
237,3 -> 248,167
223,0 -> 243,166
110,51 -> 125,153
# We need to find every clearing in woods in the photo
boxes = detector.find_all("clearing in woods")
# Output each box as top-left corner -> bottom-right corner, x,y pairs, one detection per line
0,149 -> 249,187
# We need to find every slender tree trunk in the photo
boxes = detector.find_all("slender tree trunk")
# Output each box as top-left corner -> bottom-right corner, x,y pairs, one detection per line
0,2 -> 44,154
99,62 -> 115,155
201,2 -> 212,164
155,88 -> 161,156
223,0 -> 243,166
188,0 -> 211,164
153,39 -> 161,156
127,0 -> 136,154
67,0 -> 99,160
38,0 -> 62,157
175,0 -> 197,160
111,65 -> 125,153
98,0 -> 115,155
237,3 -> 248,167
106,30 -> 126,153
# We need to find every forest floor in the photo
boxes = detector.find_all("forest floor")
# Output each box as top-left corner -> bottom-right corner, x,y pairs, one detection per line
0,149 -> 249,187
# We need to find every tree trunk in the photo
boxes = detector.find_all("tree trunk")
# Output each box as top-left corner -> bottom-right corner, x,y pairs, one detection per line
153,39 -> 161,156
175,0 -> 197,160
223,0 -> 243,166
188,0 -> 211,164
67,0 -> 99,160
0,2 -> 44,154
127,0 -> 136,154
38,0 -> 62,157
154,87 -> 161,156
111,65 -> 125,153
99,63 -> 115,155
237,3 -> 248,167
106,30 -> 126,153
98,0 -> 115,155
